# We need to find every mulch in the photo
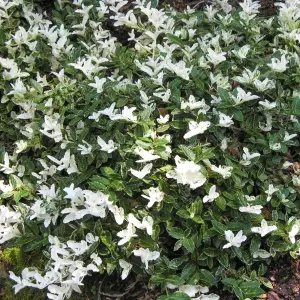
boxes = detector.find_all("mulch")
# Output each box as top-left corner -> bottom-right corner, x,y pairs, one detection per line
266,257 -> 300,300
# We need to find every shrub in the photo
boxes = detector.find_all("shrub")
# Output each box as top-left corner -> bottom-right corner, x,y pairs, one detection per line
0,0 -> 299,299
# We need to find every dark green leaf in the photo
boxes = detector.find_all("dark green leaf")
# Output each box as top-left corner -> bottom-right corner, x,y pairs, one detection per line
166,34 -> 184,46
182,238 -> 195,253
292,96 -> 300,115
240,281 -> 264,298
198,269 -> 217,287
166,275 -> 185,286
181,263 -> 196,280
167,227 -> 185,239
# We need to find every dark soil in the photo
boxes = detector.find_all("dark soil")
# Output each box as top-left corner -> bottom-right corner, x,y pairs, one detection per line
266,257 -> 300,300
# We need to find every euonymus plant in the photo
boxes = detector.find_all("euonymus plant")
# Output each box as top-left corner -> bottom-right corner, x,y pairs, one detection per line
0,0 -> 299,299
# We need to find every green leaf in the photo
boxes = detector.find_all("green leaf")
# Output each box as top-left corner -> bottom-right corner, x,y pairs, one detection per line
167,227 -> 185,239
176,209 -> 190,219
106,261 -> 116,275
182,238 -> 195,253
195,147 -> 215,162
30,79 -> 43,94
261,279 -> 273,289
250,235 -> 261,254
152,224 -> 160,240
169,257 -> 187,269
157,296 -> 168,300
232,109 -> 244,122
157,293 -> 191,300
198,269 -> 217,287
292,96 -> 300,115
100,231 -> 114,250
166,34 -> 184,46
22,237 -> 48,252
218,87 -> 231,103
89,176 -> 110,190
157,124 -> 170,133
151,0 -> 158,8
222,278 -> 239,288
203,248 -> 219,257
211,220 -> 227,234
166,275 -> 185,286
271,241 -> 291,252
179,145 -> 196,161
100,167 -> 115,177
115,130 -> 126,144
240,281 -> 264,298
13,189 -> 31,203
189,199 -> 203,217
218,252 -> 229,268
181,263 -> 196,280
0,28 -> 6,44
215,197 -> 226,211
233,286 -> 244,299
150,274 -> 165,284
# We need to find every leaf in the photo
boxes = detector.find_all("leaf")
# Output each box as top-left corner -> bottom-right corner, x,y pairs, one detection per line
89,176 -> 110,190
174,240 -> 183,251
170,293 -> 191,300
106,261 -> 116,275
215,197 -> 226,211
151,274 -> 165,284
100,167 -> 115,177
261,278 -> 273,289
115,130 -> 126,144
169,257 -> 187,269
190,199 -> 203,217
22,237 -> 48,252
176,209 -> 190,219
30,79 -> 43,94
218,252 -> 229,268
151,224 -> 160,240
271,241 -> 291,252
240,281 -> 264,298
166,34 -> 184,46
155,122 -> 170,133
13,189 -> 31,203
116,97 -> 128,108
232,109 -> 244,122
157,293 -> 191,300
218,87 -> 231,103
179,145 -> 195,161
211,220 -> 227,234
167,227 -> 185,239
198,269 -> 217,287
203,248 -> 219,257
233,286 -> 244,299
0,28 -> 6,44
157,296 -> 168,300
182,238 -> 195,253
222,278 -> 239,288
195,147 -> 215,162
250,235 -> 261,255
292,96 -> 300,115
181,263 -> 196,280
166,275 -> 185,286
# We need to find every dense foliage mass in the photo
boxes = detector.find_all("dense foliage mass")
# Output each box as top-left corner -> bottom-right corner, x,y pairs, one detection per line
0,0 -> 299,299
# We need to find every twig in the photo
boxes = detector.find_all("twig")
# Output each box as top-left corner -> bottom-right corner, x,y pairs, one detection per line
97,274 -> 107,300
98,278 -> 140,299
